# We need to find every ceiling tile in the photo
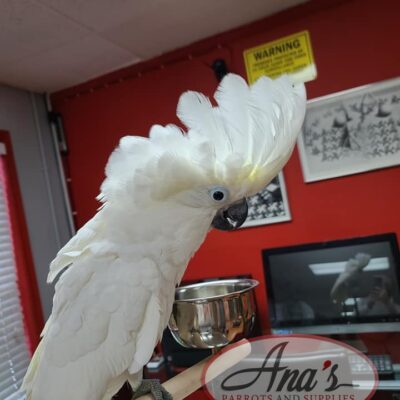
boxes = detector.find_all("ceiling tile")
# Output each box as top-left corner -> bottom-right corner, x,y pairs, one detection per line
36,0 -> 163,31
0,0 -> 91,64
43,34 -> 140,79
0,34 -> 140,92
101,0 -> 307,59
0,59 -> 83,93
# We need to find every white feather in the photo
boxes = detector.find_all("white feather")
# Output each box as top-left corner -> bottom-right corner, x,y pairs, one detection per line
129,295 -> 161,374
214,74 -> 250,155
47,211 -> 105,282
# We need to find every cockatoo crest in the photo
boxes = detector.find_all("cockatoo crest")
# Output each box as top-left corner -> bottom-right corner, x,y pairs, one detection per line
99,74 -> 306,208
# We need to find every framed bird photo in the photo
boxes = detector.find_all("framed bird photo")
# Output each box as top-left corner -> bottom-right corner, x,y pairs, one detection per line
242,172 -> 291,228
298,77 -> 400,182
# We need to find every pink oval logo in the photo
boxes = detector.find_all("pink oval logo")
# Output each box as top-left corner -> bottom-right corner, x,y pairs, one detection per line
202,335 -> 378,400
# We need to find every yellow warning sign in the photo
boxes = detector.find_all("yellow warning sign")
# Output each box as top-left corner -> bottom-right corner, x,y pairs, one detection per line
243,30 -> 316,84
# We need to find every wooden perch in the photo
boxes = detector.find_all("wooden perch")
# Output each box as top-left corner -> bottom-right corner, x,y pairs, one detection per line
136,339 -> 251,400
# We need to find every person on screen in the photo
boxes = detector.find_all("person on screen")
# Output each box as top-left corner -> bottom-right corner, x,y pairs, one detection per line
358,275 -> 400,316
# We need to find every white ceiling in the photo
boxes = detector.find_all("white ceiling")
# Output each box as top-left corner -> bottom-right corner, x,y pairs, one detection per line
0,0 -> 307,93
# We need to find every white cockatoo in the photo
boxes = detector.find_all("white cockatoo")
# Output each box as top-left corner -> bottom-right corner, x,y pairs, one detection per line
21,73 -> 306,400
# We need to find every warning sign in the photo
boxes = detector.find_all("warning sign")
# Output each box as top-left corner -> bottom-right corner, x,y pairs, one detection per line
243,30 -> 316,84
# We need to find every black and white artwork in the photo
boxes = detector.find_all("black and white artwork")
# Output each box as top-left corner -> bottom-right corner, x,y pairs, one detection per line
242,172 -> 291,228
298,77 -> 400,182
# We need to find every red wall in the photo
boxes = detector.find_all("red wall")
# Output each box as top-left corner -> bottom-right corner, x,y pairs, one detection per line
52,0 -> 400,348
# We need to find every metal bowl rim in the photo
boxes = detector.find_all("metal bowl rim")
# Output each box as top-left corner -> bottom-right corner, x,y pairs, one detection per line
174,278 -> 259,303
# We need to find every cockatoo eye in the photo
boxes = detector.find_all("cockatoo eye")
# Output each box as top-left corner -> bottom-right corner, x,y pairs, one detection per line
209,187 -> 229,203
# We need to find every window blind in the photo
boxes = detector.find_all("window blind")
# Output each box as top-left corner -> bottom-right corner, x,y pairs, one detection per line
0,153 -> 31,400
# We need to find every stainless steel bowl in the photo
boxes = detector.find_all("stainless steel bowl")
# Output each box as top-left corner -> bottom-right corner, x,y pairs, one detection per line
168,279 -> 259,349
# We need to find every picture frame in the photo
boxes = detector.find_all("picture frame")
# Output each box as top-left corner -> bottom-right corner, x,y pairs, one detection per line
242,172 -> 291,228
297,77 -> 400,182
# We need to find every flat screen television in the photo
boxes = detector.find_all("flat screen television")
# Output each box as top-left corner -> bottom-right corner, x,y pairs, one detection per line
262,233 -> 400,334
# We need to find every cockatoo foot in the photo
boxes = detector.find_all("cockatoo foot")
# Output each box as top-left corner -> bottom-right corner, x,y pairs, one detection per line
132,379 -> 172,400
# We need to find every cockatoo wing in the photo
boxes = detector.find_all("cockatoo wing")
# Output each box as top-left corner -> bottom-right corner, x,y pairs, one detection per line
23,254 -> 163,400
47,211 -> 105,283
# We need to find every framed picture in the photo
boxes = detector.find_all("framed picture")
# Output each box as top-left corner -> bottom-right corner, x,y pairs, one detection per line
242,172 -> 291,228
298,77 -> 400,182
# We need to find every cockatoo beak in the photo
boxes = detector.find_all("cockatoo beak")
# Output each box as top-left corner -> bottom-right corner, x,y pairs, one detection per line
211,198 -> 248,231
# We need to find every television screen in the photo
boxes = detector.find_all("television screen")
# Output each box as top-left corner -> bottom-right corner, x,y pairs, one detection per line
263,233 -> 400,334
